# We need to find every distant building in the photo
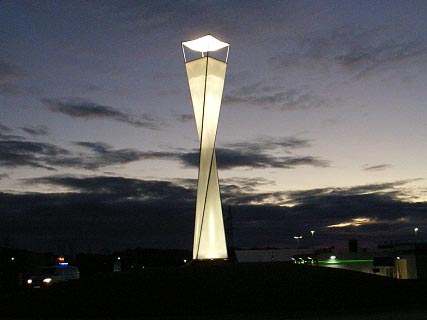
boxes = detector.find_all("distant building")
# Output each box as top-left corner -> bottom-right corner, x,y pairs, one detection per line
375,241 -> 427,279
235,240 -> 427,280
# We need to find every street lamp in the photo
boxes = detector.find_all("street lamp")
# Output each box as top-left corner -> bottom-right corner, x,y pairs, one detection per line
310,230 -> 315,264
310,230 -> 315,248
294,236 -> 302,255
310,230 -> 316,262
293,236 -> 303,242
414,227 -> 419,243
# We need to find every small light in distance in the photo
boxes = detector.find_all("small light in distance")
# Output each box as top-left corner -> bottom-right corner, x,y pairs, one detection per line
117,257 -> 121,260
27,279 -> 32,284
330,255 -> 336,260
183,259 -> 187,263
43,278 -> 52,283
396,257 -> 401,260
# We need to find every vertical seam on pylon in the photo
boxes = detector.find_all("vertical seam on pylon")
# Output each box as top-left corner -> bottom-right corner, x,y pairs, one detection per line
196,55 -> 210,260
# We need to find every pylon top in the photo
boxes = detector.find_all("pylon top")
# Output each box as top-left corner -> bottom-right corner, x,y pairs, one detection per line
182,34 -> 229,53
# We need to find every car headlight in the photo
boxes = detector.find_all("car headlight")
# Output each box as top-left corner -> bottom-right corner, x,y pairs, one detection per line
27,279 -> 32,284
43,278 -> 52,283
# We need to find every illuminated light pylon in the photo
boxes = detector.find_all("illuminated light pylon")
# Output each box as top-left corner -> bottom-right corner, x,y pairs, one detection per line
182,35 -> 229,260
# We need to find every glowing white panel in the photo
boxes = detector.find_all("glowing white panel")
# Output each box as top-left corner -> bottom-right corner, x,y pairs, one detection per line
185,56 -> 228,260
183,35 -> 229,52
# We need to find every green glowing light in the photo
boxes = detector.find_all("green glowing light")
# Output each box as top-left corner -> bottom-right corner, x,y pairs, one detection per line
317,259 -> 373,265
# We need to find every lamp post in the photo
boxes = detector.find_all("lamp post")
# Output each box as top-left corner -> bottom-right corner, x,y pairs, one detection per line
310,230 -> 315,248
414,227 -> 419,244
310,230 -> 316,265
294,236 -> 302,255
182,35 -> 230,260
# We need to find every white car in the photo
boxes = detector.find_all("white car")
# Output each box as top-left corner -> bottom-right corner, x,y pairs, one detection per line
27,266 -> 80,288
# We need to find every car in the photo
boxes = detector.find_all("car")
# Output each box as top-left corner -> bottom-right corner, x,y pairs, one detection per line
26,265 -> 80,288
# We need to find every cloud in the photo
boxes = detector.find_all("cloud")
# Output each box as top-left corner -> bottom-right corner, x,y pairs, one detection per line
143,136 -> 328,170
362,164 -> 393,172
187,148 -> 329,170
0,139 -> 70,170
112,1 -> 295,39
334,40 -> 427,79
268,27 -> 427,80
44,142 -> 170,170
327,217 -> 409,228
0,60 -> 38,96
0,135 -> 147,171
27,175 -> 194,203
41,141 -> 154,170
42,98 -> 158,129
0,132 -> 329,172
0,124 -> 24,140
0,83 -> 40,96
8,175 -> 196,251
225,136 -> 311,153
229,180 -> 427,247
19,125 -> 50,136
2,175 -> 424,252
147,135 -> 328,170
0,60 -> 26,83
224,83 -> 330,110
68,141 -> 146,169
178,136 -> 329,170
174,113 -> 194,123
221,177 -> 276,193
0,123 -> 12,134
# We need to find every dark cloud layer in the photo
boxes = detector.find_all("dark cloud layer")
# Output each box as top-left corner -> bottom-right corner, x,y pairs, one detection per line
70,142 -> 144,169
0,133 -> 328,171
43,98 -> 158,129
1,176 -> 425,252
28,176 -> 194,203
0,125 -> 24,140
3,176 -> 195,251
0,136 -> 145,171
153,136 -> 328,170
0,139 -> 70,170
179,148 -> 329,170
216,137 -> 328,169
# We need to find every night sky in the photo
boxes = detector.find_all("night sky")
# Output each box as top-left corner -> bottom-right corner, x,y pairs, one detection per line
1,1 -> 426,253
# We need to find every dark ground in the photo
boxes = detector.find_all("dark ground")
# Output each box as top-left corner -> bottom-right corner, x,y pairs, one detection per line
1,262 -> 427,319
